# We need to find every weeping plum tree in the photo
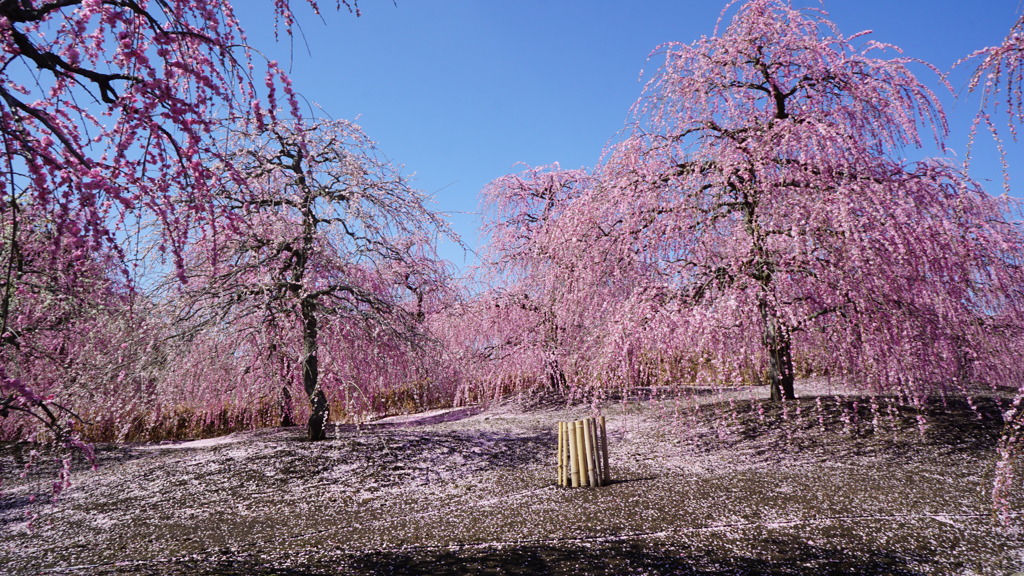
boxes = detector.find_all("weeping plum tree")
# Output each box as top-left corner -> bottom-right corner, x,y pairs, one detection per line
963,8 -> 1024,525
480,165 -> 592,392
0,219 -> 153,448
510,0 -> 1024,402
177,119 -> 452,441
961,10 -> 1024,173
0,0 -> 358,483
0,0 -> 239,445
478,163 -> 658,394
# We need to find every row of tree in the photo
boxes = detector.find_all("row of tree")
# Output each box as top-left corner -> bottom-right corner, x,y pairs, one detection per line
469,0 -> 1024,520
0,0 -> 462,448
476,0 -> 1024,404
0,2 -> 1022,481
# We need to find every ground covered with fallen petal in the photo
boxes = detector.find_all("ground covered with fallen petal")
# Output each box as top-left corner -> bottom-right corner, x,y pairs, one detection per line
2,383 -> 1023,575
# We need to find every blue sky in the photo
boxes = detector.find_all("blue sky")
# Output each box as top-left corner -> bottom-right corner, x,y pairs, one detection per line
232,1 -> 1024,270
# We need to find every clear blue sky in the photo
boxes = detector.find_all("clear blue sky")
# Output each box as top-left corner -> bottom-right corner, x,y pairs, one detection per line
232,0 -> 1024,270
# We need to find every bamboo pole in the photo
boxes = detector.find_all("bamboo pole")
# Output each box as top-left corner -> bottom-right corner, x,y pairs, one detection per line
599,415 -> 610,485
565,421 -> 574,484
557,421 -> 565,486
557,417 -> 611,488
567,420 -> 580,487
574,420 -> 589,487
565,422 -> 573,485
589,418 -> 603,486
583,418 -> 598,487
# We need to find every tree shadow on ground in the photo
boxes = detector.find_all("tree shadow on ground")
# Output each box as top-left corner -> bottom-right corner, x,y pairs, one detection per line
72,538 -> 937,575
340,540 -> 930,576
701,395 -> 1007,463
329,427 -> 555,476
0,493 -> 34,528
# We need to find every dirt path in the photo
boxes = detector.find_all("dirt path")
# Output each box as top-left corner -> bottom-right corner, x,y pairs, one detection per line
2,392 -> 1022,575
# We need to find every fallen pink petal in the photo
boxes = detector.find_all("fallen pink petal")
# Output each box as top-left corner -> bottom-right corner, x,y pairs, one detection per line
1,1 -> 1023,574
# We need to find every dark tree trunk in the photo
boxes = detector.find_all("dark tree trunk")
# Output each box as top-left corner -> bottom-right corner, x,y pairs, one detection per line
546,358 -> 567,392
301,299 -> 329,440
759,298 -> 796,401
767,334 -> 796,401
279,384 -> 295,427
266,338 -> 295,427
543,304 -> 566,392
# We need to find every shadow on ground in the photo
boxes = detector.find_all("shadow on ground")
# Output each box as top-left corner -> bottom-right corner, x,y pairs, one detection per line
67,539 -> 934,576
341,540 -> 931,576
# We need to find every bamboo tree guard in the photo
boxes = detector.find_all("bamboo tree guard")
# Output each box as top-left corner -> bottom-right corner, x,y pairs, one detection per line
557,416 -> 610,487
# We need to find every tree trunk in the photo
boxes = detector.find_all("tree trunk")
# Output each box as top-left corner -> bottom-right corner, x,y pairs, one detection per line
279,384 -> 295,427
767,334 -> 796,401
759,298 -> 796,401
301,299 -> 329,440
543,304 -> 565,392
546,358 -> 567,392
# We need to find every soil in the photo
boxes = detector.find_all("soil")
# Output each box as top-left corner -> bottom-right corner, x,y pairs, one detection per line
2,383 -> 1023,575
